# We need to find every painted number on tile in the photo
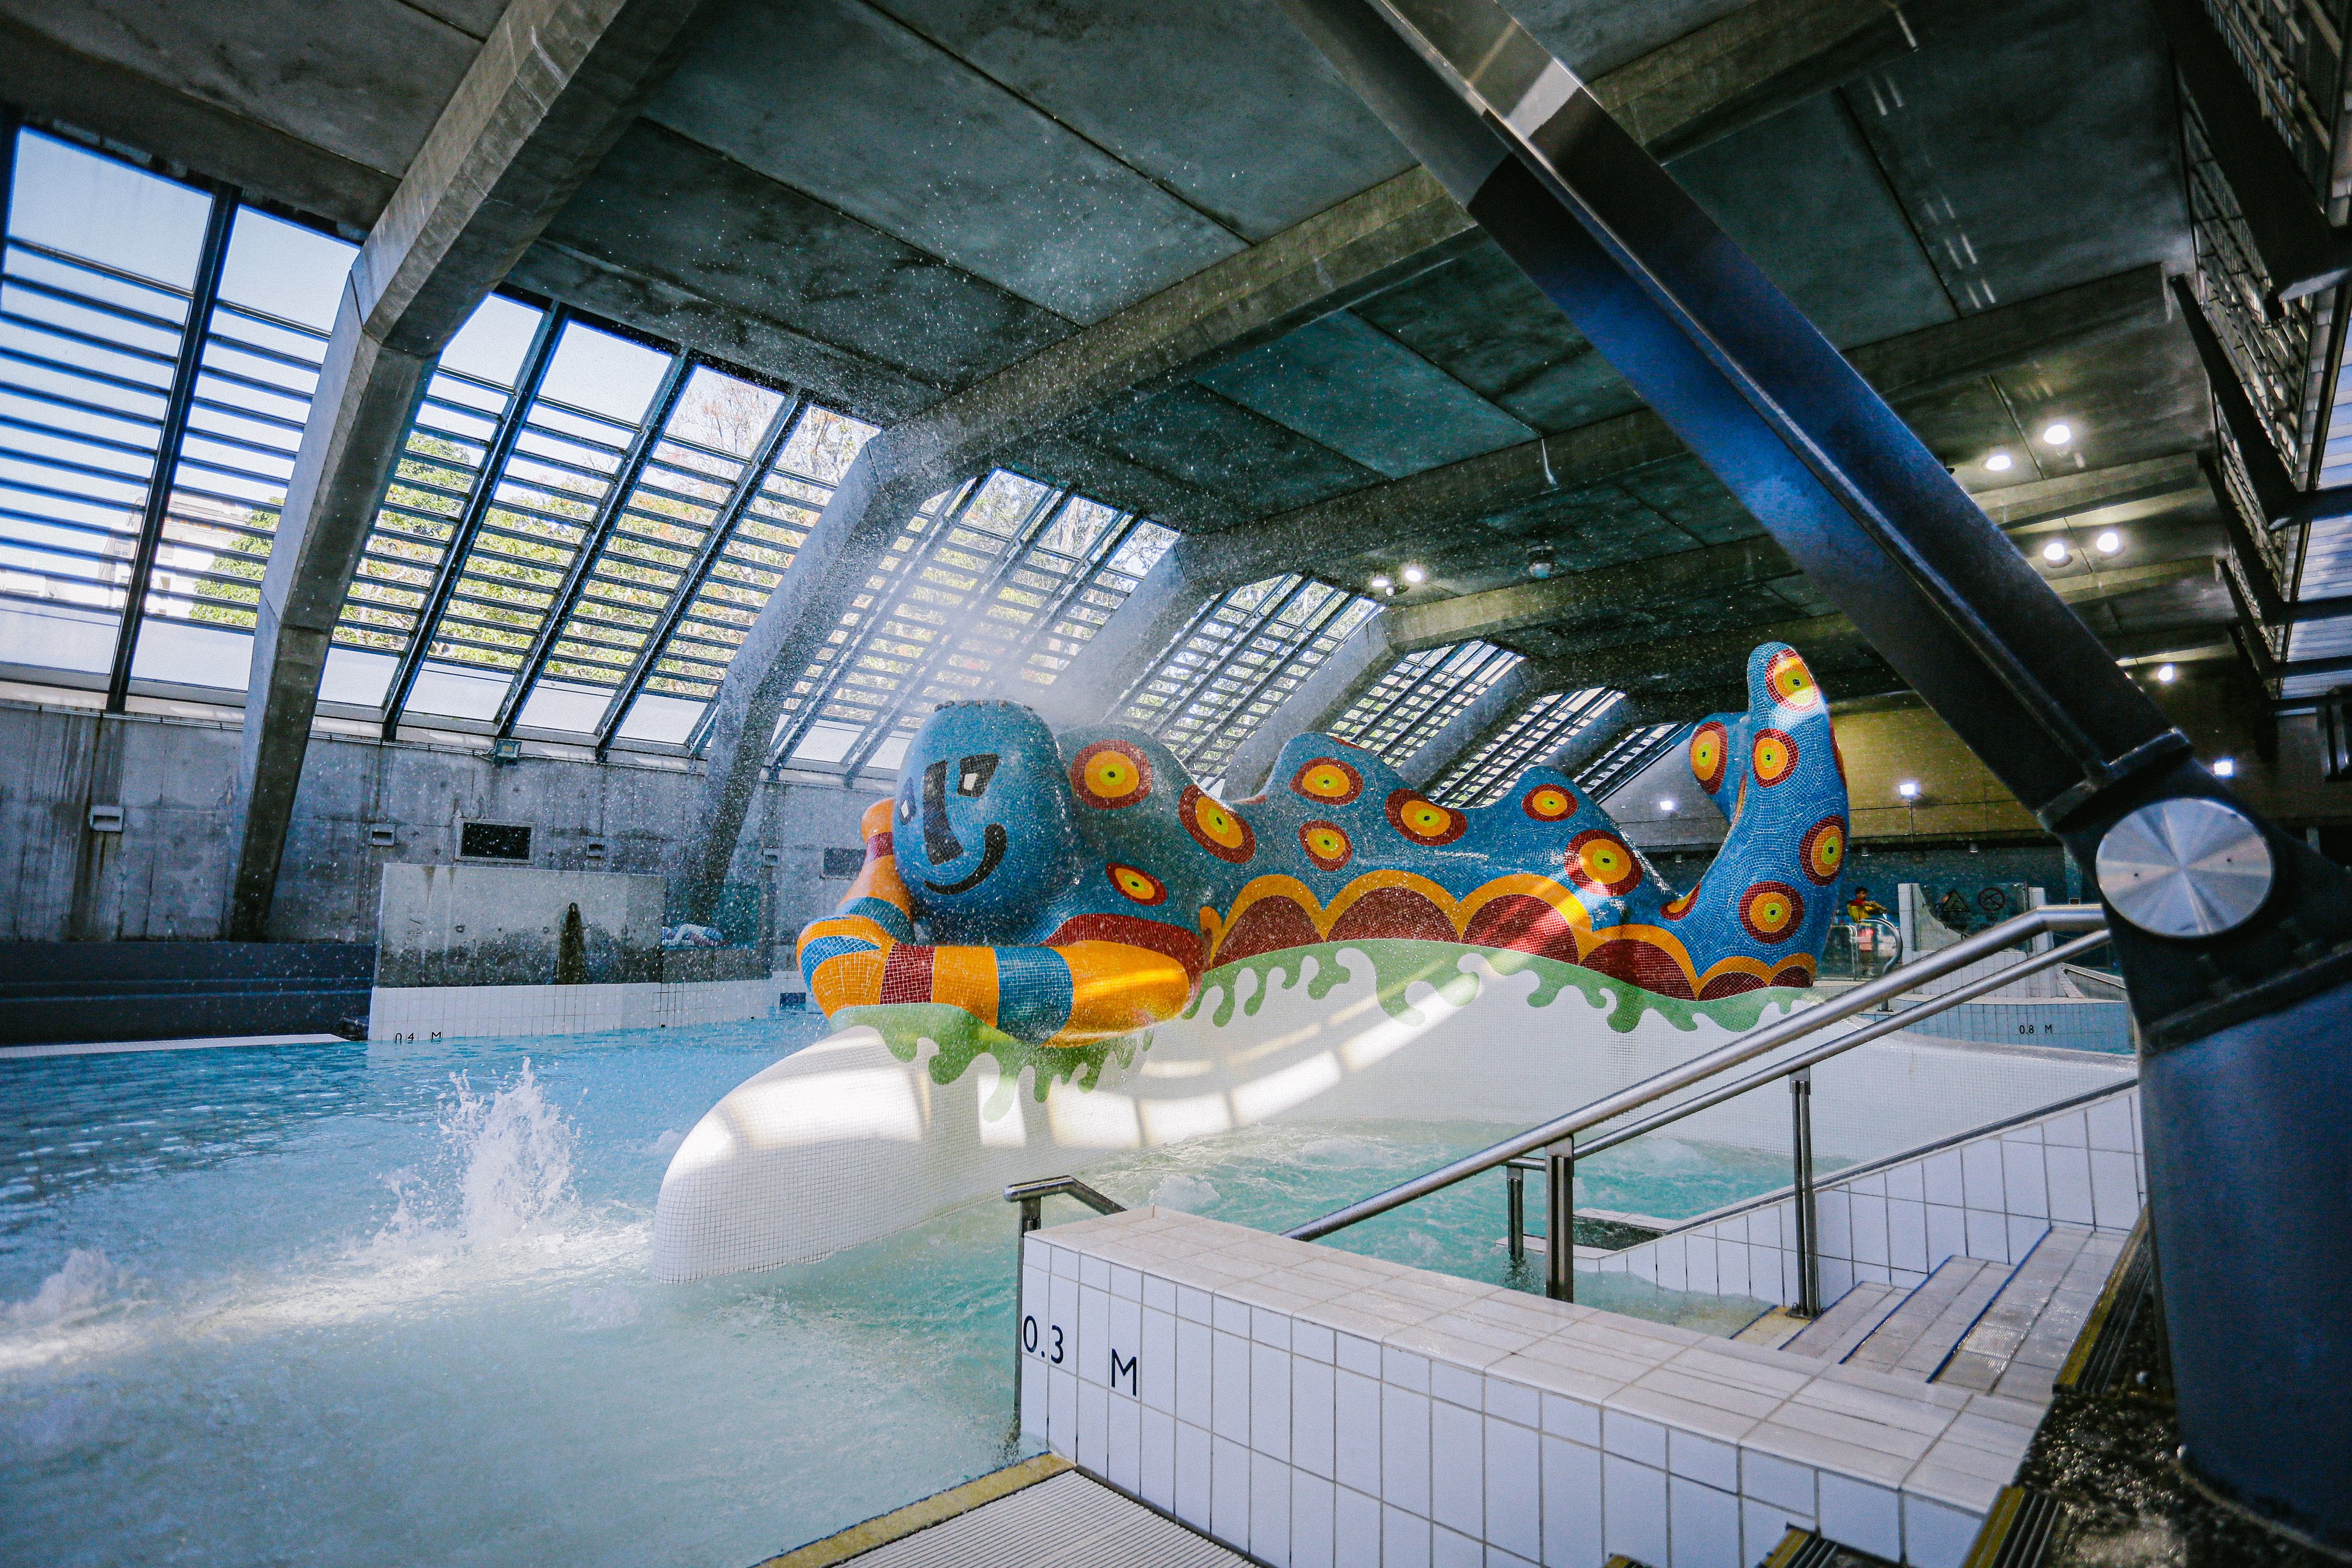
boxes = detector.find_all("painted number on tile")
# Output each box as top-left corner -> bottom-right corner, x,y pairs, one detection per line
1023,1315 -> 1063,1364
1110,1348 -> 1137,1396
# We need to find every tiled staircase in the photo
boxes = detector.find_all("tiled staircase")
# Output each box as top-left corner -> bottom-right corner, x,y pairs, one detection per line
1740,1226 -> 2124,1413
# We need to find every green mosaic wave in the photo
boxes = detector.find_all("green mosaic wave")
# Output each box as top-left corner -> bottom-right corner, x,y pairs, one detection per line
835,1001 -> 1144,1102
1181,939 -> 1807,1035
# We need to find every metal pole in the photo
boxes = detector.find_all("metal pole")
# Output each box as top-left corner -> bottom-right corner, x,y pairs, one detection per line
1790,1068 -> 1820,1317
1013,1194 -> 1041,1428
1544,1137 -> 1574,1302
1506,1164 -> 1525,1267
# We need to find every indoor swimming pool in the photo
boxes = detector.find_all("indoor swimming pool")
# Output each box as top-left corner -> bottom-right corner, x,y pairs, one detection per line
2,1022 -> 1786,1568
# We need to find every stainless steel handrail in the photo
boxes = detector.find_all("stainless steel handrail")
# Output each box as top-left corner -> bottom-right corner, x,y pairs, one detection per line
1283,904 -> 2108,1244
1503,927 -> 2115,1169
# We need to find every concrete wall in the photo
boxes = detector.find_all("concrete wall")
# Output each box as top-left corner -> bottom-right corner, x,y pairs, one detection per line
375,863 -> 664,987
0,695 -> 878,951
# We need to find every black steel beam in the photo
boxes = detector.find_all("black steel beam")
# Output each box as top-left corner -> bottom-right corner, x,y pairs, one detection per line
104,183 -> 237,712
377,304 -> 565,738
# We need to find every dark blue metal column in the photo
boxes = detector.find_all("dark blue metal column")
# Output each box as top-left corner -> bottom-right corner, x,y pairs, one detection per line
1272,0 -> 2352,1545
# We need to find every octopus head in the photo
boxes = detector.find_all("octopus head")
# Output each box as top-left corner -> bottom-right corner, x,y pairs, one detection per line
894,701 -> 1079,940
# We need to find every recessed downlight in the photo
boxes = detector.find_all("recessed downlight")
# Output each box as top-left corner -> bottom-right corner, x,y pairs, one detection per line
2095,530 -> 2123,556
1400,564 -> 1428,586
1985,451 -> 2014,472
2041,421 -> 2075,447
2157,663 -> 2177,684
2041,538 -> 2070,565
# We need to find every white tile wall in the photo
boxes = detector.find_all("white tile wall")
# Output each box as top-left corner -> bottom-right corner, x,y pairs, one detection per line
1023,1208 -> 2045,1567
1593,1087 -> 2142,1309
368,976 -> 780,1040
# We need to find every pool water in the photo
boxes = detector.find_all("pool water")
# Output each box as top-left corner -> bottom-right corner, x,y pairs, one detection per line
2,1024 -> 1780,1568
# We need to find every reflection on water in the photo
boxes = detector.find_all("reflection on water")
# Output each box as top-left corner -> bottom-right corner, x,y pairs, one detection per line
2,1023 -> 1784,1568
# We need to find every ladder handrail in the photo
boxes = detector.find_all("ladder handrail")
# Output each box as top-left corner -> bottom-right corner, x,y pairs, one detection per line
1283,904 -> 2109,1243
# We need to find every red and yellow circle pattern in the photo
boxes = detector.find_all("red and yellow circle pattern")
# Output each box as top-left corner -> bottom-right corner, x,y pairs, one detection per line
1071,739 -> 1151,809
1298,820 -> 1353,872
1751,728 -> 1797,787
1385,788 -> 1466,846
1522,782 -> 1576,821
1691,721 -> 1729,794
1739,881 -> 1804,943
1662,888 -> 1698,921
1566,829 -> 1642,895
1800,815 -> 1846,886
1765,647 -> 1820,709
1180,785 -> 1256,863
1107,862 -> 1166,905
1291,756 -> 1364,805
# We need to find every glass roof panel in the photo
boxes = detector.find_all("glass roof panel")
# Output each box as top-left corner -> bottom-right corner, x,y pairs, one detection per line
1328,639 -> 1523,767
1110,573 -> 1381,794
129,206 -> 355,693
1580,721 -> 1689,799
1431,687 -> 1621,805
0,130 -> 209,676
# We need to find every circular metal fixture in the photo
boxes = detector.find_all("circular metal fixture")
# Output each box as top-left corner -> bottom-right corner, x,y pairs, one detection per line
2097,797 -> 2274,938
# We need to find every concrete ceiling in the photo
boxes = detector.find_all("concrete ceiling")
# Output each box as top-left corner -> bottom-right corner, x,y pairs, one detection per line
2,0 -> 2230,710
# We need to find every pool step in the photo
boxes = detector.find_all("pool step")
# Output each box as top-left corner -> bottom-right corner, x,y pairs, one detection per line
1779,1280 -> 1907,1362
1843,1254 -> 2012,1379
1776,1223 -> 2127,1411
758,1456 -> 1250,1567
1938,1225 -> 2124,1407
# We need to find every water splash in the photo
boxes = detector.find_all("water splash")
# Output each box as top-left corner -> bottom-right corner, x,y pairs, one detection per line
371,1061 -> 578,1254
6,1249 -> 124,1327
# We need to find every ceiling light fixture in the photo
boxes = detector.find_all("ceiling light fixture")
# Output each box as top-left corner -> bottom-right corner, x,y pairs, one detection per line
2214,756 -> 2237,778
1985,451 -> 2013,473
1370,574 -> 1393,594
2041,538 -> 2070,565
2157,663 -> 2177,684
2095,530 -> 2123,556
1526,544 -> 1557,579
1898,780 -> 1921,801
2041,421 -> 2074,447
1401,564 -> 1428,586
1657,797 -> 1677,815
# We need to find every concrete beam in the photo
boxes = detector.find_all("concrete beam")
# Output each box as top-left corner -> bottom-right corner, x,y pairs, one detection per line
1216,615 -> 1402,797
1052,265 -> 2168,714
1529,557 -> 2219,695
225,0 -> 720,940
1396,660 -> 1545,788
1387,535 -> 1795,652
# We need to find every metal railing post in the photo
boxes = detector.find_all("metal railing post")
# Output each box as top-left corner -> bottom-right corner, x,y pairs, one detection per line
1506,1164 -> 1526,1267
1014,1194 -> 1042,1427
1545,1137 -> 1575,1302
1790,1068 -> 1820,1317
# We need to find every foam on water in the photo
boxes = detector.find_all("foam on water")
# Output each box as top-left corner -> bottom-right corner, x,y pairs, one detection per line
0,1022 -> 1785,1567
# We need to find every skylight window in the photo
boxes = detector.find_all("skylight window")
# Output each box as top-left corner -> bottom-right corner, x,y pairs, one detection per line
1329,639 -> 1523,767
770,469 -> 1174,776
0,127 -> 354,696
1578,722 -> 1689,798
1431,687 -> 1621,805
1110,573 -> 1381,794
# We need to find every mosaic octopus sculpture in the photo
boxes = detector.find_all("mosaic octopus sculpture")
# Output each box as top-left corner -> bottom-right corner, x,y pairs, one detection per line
797,641 -> 1849,1047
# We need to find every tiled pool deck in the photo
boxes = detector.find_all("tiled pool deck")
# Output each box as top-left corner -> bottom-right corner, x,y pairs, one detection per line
1022,1208 -> 2045,1567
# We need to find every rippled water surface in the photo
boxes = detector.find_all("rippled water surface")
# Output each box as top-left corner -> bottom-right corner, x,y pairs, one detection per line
2,1024 -> 1782,1568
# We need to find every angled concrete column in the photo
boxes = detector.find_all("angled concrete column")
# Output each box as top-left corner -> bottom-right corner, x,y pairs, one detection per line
1396,661 -> 1546,788
1216,614 -> 1401,797
1544,695 -> 1654,778
225,0 -> 722,939
673,453 -> 940,919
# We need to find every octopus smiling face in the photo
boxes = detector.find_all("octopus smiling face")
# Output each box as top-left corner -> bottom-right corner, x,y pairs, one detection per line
893,702 -> 1079,941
